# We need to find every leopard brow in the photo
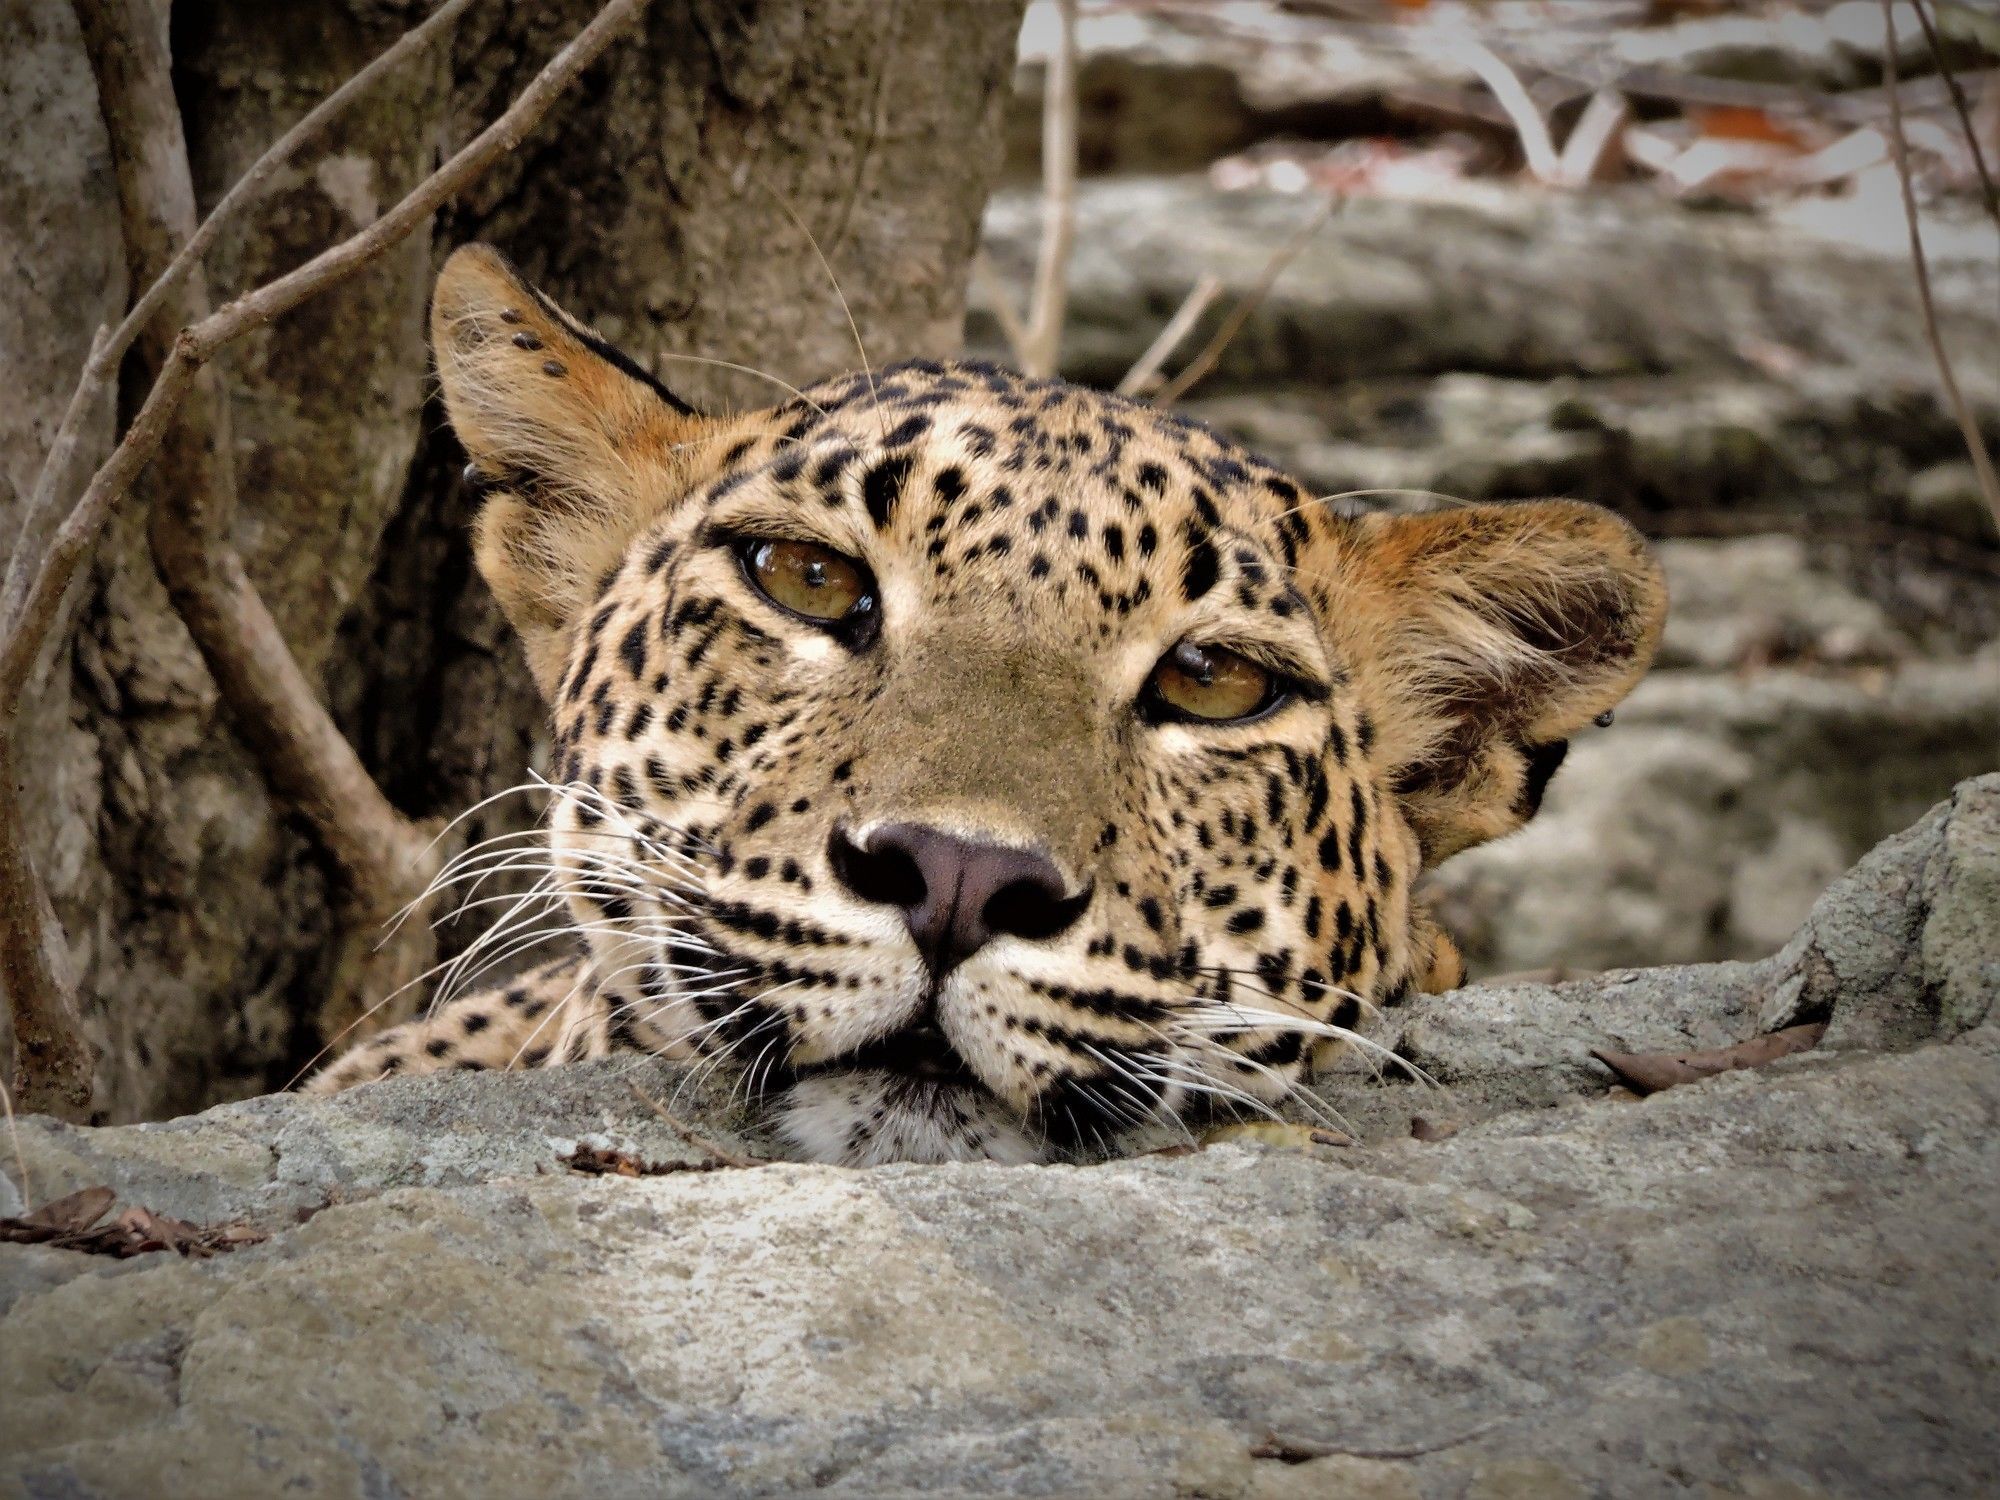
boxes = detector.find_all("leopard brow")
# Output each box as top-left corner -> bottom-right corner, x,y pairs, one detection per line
694,508 -> 871,561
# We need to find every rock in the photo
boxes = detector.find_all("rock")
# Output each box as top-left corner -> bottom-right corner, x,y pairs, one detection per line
1182,371 -> 1995,536
1906,459 -> 1999,546
1427,655 -> 2000,976
977,178 -> 1998,389
3,779 -> 1997,1496
1652,536 -> 1906,671
1382,774 -> 1999,1123
974,180 -> 1999,530
1003,0 -> 1990,178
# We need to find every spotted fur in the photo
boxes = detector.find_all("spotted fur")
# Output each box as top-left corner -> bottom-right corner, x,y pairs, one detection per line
307,245 -> 1667,1163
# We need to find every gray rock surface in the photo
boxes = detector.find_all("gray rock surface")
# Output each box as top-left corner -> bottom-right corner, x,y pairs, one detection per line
1004,0 -> 1987,178
974,179 -> 2000,528
1429,652 -> 2000,976
3,777 -> 1995,1497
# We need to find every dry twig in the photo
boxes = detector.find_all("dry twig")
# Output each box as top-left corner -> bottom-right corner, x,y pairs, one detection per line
1020,0 -> 1079,378
1557,89 -> 1632,187
972,252 -> 1032,367
1153,200 -> 1337,407
1909,0 -> 1999,234
1251,1419 -> 1506,1463
1116,275 -> 1224,397
10,0 -> 479,579
1880,0 -> 2000,539
2,0 -> 652,1118
0,1074 -> 29,1211
1446,36 -> 1562,183
628,1082 -> 763,1169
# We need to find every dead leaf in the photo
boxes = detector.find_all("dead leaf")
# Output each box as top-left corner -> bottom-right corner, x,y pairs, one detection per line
18,1185 -> 115,1234
1592,1022 -> 1826,1096
1410,1116 -> 1460,1142
1689,105 -> 1814,150
1,1186 -> 265,1259
559,1142 -> 717,1178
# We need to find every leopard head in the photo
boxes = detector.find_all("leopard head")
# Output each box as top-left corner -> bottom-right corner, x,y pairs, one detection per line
431,245 -> 1667,1163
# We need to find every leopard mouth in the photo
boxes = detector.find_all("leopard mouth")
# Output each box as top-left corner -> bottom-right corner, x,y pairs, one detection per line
839,1022 -> 978,1083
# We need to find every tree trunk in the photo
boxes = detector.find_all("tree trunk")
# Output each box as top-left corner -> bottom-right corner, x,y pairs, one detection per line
0,0 -> 1023,1122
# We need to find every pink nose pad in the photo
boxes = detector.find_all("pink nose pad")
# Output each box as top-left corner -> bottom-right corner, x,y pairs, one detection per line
827,823 -> 1090,978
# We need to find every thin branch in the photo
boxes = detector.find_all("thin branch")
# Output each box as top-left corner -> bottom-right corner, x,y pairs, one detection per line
1251,1420 -> 1505,1464
1153,200 -> 1336,407
1910,0 -> 1999,235
629,1082 -> 763,1169
0,729 -> 87,1118
77,0 -> 438,906
3,0 -> 652,1118
1556,89 -> 1631,188
0,1072 -> 29,1210
3,0 -> 479,643
1881,0 -> 2000,539
1446,37 -> 1562,184
1116,275 -> 1223,397
1020,0 -> 1078,378
972,252 -> 1032,368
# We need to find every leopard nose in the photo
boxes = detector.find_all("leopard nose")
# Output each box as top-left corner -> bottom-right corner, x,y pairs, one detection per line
827,822 -> 1090,979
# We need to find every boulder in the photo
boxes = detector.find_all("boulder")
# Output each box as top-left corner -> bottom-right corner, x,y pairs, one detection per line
2,777 -> 1996,1497
1002,0 -> 1992,178
1428,647 -> 2000,976
973,179 -> 2000,529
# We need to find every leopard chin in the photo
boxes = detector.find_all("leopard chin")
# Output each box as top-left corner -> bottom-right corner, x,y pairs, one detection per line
775,1071 -> 1045,1166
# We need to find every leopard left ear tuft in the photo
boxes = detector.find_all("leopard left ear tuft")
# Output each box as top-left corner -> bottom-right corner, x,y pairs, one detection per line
431,245 -> 724,695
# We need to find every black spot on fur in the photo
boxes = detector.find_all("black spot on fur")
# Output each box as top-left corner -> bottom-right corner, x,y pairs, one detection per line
864,454 -> 913,530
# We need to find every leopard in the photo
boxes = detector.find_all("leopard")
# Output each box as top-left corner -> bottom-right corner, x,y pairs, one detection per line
306,244 -> 1667,1165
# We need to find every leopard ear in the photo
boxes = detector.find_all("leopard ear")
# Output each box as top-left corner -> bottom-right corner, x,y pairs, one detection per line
1325,500 -> 1667,864
431,244 -> 716,695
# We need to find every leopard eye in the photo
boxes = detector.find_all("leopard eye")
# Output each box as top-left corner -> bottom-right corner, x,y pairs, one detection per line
741,538 -> 874,624
1147,640 -> 1282,724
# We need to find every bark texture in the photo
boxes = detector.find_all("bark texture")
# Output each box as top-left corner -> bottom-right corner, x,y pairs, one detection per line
0,0 -> 1023,1122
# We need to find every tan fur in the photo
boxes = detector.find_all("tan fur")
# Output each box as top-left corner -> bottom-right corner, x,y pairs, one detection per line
310,247 -> 1666,1163
1314,503 -> 1667,861
303,955 -> 593,1094
432,247 -> 770,694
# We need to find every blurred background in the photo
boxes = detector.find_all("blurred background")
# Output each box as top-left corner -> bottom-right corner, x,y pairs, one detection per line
3,0 -> 1994,1122
975,0 -> 1999,982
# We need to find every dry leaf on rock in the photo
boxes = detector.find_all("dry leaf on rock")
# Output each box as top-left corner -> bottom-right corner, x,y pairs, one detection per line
1,1186 -> 265,1258
559,1142 -> 720,1178
1593,1023 -> 1827,1095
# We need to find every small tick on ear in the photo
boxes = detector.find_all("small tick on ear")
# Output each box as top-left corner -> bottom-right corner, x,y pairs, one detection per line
499,308 -> 523,324
512,330 -> 544,351
1594,710 -> 1615,728
542,359 -> 567,378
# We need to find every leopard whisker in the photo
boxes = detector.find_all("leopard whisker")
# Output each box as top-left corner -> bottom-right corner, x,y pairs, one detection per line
1173,1002 -> 1436,1089
756,178 -> 884,440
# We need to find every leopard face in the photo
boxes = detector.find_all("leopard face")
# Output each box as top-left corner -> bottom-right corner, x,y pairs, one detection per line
425,245 -> 1666,1164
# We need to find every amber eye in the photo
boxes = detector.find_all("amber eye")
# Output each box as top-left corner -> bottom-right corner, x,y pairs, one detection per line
1148,641 -> 1281,724
741,538 -> 874,624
